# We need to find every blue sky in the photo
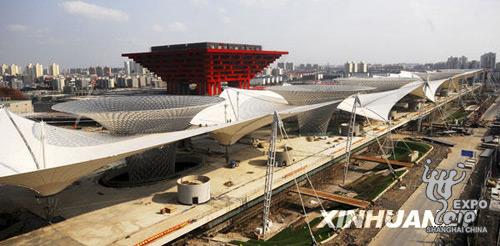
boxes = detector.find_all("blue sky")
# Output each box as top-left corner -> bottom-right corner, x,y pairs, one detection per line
1,0 -> 499,68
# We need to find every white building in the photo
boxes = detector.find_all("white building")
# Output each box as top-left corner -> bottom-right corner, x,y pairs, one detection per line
49,63 -> 60,76
357,61 -> 368,73
130,61 -> 146,75
10,78 -> 23,89
10,64 -> 20,76
263,67 -> 272,76
34,63 -> 43,77
345,61 -> 357,74
124,61 -> 131,75
345,61 -> 368,75
0,64 -> 8,75
272,68 -> 283,76
51,77 -> 66,91
25,63 -> 33,76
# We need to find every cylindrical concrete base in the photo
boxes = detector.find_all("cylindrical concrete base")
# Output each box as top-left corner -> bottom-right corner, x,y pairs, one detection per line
177,175 -> 211,205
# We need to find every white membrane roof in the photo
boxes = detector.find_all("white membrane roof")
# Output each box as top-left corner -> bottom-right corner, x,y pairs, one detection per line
423,79 -> 450,102
0,90 -> 337,195
191,88 -> 289,126
337,81 -> 425,121
337,69 -> 484,121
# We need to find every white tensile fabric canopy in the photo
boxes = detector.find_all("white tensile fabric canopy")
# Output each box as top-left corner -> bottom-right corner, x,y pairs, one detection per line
337,81 -> 425,121
0,94 -> 336,196
193,88 -> 298,145
0,107 -> 223,196
423,79 -> 450,102
209,100 -> 339,145
191,88 -> 289,126
337,69 -> 484,122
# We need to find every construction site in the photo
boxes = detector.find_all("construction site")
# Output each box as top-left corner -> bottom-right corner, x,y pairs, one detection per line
1,44 -> 500,246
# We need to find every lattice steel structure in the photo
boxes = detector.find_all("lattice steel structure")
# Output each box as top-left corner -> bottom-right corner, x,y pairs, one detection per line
123,42 -> 288,96
334,78 -> 416,92
53,95 -> 224,135
125,143 -> 178,183
53,95 -> 223,185
268,85 -> 373,104
268,85 -> 374,134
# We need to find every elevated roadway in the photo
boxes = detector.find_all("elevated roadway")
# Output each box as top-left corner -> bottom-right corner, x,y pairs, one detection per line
2,85 -> 482,246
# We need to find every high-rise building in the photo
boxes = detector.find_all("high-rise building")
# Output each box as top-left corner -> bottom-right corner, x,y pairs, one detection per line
129,61 -> 146,75
1,64 -> 8,75
49,63 -> 60,76
9,64 -> 20,76
357,61 -> 368,73
271,68 -> 283,76
33,63 -> 43,78
124,61 -> 131,75
285,62 -> 294,71
458,56 -> 468,69
50,77 -> 65,91
25,63 -> 33,76
89,66 -> 96,75
277,62 -> 285,69
446,56 -> 459,69
480,52 -> 496,69
96,66 -> 104,77
468,60 -> 480,69
104,66 -> 112,76
344,61 -> 355,74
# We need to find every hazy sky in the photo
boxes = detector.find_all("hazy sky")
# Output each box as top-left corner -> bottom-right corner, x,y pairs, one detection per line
1,0 -> 499,68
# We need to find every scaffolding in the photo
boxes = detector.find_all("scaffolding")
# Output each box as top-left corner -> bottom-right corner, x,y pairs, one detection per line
343,93 -> 360,184
262,112 -> 278,235
260,111 -> 322,245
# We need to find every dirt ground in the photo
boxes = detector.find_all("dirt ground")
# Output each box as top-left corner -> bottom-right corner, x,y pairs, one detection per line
326,141 -> 449,246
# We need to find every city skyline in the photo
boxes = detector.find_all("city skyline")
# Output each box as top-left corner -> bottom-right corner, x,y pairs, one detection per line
1,0 -> 499,67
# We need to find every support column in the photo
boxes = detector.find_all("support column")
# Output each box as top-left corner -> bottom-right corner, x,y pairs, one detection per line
126,142 -> 178,184
297,104 -> 337,135
417,117 -> 422,132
